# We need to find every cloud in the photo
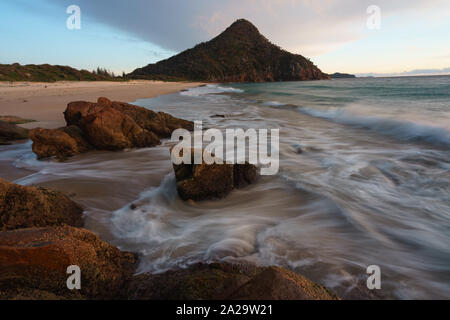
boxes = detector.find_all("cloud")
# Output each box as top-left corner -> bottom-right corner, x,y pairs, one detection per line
44,0 -> 446,57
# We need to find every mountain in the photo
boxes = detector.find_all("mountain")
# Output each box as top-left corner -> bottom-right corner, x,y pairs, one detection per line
129,19 -> 329,82
330,72 -> 356,79
0,63 -> 119,82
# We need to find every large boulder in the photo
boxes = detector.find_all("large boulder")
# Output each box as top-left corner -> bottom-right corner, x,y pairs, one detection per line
0,226 -> 137,299
0,120 -> 28,145
108,100 -> 194,138
76,104 -> 160,150
29,125 -> 92,160
127,262 -> 339,300
172,148 -> 258,201
64,97 -> 193,139
30,97 -> 194,159
0,179 -> 83,231
174,161 -> 235,201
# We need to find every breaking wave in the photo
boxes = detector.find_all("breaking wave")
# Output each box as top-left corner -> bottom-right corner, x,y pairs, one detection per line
297,107 -> 450,148
180,84 -> 244,97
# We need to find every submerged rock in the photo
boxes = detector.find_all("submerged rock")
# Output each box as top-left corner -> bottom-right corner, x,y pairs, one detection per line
0,225 -> 137,299
175,161 -> 235,201
0,179 -> 83,231
30,97 -> 194,159
172,148 -> 258,201
233,162 -> 258,188
0,120 -> 28,145
127,262 -> 339,300
290,143 -> 304,154
0,115 -> 35,125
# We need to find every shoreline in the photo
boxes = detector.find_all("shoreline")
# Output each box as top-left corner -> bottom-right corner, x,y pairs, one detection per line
0,93 -> 341,300
0,80 -> 204,129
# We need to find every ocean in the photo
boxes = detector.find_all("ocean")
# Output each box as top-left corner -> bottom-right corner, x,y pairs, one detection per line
2,76 -> 449,299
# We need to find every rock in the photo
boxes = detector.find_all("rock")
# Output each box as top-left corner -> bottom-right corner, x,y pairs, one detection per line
0,179 -> 83,231
127,262 -> 339,300
0,225 -> 137,299
172,148 -> 258,201
63,100 -> 96,127
0,115 -> 35,125
29,125 -> 93,160
0,120 -> 28,144
65,98 -> 193,140
108,100 -> 194,138
76,104 -> 160,150
0,288 -> 71,300
291,143 -> 303,154
230,266 -> 338,300
30,97 -> 194,159
175,161 -> 235,201
233,162 -> 258,188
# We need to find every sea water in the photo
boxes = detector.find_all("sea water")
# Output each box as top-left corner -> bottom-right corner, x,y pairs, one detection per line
2,76 -> 449,299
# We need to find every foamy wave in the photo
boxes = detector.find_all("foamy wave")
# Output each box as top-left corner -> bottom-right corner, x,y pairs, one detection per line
180,84 -> 244,97
111,174 -> 178,238
298,107 -> 450,148
262,101 -> 287,107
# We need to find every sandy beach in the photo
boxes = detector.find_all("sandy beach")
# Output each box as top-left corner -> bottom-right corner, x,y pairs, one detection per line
0,81 -> 204,129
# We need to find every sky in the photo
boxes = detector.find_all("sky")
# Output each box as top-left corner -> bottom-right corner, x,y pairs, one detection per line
1,0 -> 450,76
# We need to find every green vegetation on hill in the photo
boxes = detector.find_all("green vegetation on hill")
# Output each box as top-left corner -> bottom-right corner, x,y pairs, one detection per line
331,72 -> 356,79
0,63 -> 123,82
129,19 -> 329,82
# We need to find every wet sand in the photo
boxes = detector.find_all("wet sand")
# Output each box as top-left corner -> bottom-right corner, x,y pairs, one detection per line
0,80 -> 204,129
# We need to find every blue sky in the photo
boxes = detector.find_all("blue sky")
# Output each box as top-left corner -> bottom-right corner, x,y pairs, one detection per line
1,0 -> 449,75
0,0 -> 175,75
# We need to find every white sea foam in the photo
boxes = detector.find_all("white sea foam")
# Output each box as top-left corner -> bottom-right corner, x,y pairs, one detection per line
180,84 -> 244,97
262,100 -> 287,107
298,107 -> 450,148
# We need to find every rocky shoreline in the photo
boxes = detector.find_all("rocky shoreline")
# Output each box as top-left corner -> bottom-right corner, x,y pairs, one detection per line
29,97 -> 193,160
0,120 -> 29,145
0,98 -> 339,300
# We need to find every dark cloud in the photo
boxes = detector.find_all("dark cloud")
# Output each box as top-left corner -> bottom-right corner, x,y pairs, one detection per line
44,0 -> 444,56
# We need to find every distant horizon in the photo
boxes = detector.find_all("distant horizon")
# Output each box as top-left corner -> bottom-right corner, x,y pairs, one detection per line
3,61 -> 450,80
